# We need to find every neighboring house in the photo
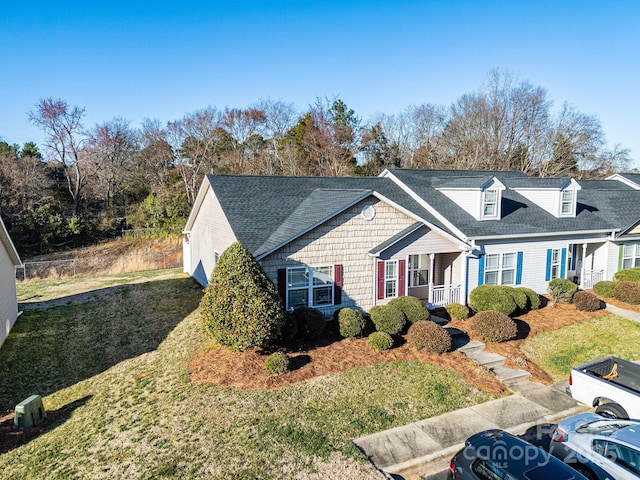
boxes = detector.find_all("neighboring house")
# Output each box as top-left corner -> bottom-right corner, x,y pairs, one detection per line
183,170 -> 640,315
0,216 -> 22,349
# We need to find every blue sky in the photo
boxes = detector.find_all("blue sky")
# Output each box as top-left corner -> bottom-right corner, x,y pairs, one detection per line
1,1 -> 639,167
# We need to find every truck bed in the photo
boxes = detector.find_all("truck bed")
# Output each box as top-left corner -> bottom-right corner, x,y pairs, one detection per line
576,356 -> 640,395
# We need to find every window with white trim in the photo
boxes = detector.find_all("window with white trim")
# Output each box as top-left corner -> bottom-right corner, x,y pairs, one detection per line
408,254 -> 429,287
385,260 -> 398,298
622,243 -> 640,269
560,189 -> 574,215
286,266 -> 334,309
482,189 -> 498,218
550,248 -> 561,279
484,252 -> 516,286
214,251 -> 220,265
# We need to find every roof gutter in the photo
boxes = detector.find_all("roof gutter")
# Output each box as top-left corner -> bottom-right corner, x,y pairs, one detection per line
467,229 -> 619,242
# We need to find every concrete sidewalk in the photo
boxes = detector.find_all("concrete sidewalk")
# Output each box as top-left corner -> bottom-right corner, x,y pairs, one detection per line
354,381 -> 589,479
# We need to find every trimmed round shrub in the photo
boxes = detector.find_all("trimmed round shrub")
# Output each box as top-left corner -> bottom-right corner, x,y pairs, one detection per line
445,302 -> 470,320
613,267 -> 640,282
547,278 -> 578,304
469,285 -> 517,316
593,280 -> 616,297
293,307 -> 326,339
407,320 -> 452,353
369,305 -> 406,335
573,291 -> 602,312
499,286 -> 528,311
280,311 -> 298,344
337,308 -> 366,338
200,242 -> 285,352
614,281 -> 640,305
387,296 -> 430,323
368,331 -> 394,351
517,287 -> 541,310
264,351 -> 291,375
472,311 -> 517,343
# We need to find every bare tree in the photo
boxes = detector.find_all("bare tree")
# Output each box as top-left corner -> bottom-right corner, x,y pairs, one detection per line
28,98 -> 87,215
139,118 -> 175,189
85,117 -> 140,207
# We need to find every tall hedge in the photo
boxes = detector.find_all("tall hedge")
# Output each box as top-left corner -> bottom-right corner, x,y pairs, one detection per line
613,267 -> 640,283
199,242 -> 285,352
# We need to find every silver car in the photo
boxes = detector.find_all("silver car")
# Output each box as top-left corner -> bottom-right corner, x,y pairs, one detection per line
550,412 -> 640,480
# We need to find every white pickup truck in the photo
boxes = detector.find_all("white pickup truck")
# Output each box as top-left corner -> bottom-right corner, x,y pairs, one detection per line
567,356 -> 640,419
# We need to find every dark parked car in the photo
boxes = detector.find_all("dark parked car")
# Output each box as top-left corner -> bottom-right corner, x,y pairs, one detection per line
448,429 -> 587,480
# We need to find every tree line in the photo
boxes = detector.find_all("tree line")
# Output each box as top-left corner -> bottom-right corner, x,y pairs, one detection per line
0,70 -> 632,255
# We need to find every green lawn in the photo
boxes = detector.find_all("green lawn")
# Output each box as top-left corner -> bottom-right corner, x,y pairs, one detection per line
521,314 -> 640,383
0,271 -> 500,479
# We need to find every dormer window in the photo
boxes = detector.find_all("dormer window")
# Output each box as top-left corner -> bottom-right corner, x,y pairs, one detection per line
560,189 -> 574,216
482,189 -> 498,218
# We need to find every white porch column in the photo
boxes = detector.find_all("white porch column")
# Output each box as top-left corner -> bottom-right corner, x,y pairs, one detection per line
580,243 -> 587,289
428,253 -> 435,305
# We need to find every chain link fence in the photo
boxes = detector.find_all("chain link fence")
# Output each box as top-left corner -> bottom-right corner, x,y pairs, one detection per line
16,250 -> 183,281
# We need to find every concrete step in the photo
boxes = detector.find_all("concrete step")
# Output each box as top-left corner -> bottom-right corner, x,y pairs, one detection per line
455,339 -> 485,354
465,350 -> 505,369
431,315 -> 449,326
490,365 -> 531,386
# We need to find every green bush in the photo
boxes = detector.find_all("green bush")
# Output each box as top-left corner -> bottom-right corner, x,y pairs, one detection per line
280,311 -> 298,344
517,287 -> 541,310
593,280 -> 616,297
387,296 -> 430,323
472,311 -> 517,343
469,285 -> 517,316
367,332 -> 394,351
369,305 -> 406,335
547,278 -> 578,303
573,291 -> 602,312
200,242 -> 285,352
337,308 -> 366,338
614,281 -> 640,305
445,303 -> 470,320
500,286 -> 528,311
293,307 -> 326,339
613,267 -> 640,282
264,352 -> 291,375
407,320 -> 452,353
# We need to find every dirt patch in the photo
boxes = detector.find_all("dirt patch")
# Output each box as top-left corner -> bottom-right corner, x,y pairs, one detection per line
190,298 -> 617,391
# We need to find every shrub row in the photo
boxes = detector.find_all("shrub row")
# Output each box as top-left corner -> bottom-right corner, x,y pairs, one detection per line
469,285 -> 541,316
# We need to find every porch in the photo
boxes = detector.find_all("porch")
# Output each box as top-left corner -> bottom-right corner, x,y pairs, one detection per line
406,252 -> 463,308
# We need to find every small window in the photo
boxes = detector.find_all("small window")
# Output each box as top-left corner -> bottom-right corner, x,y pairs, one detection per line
560,189 -> 574,215
622,243 -> 640,269
484,253 -> 516,286
550,249 -> 561,279
385,260 -> 398,298
471,458 -> 506,480
408,254 -> 429,287
482,189 -> 498,218
214,251 -> 220,265
286,266 -> 334,309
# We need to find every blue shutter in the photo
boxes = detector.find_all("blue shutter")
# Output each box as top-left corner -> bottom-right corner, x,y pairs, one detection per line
545,249 -> 552,281
515,251 -> 523,285
560,248 -> 567,279
478,255 -> 485,286
571,244 -> 578,270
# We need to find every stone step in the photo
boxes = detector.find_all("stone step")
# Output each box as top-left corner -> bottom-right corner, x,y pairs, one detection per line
490,365 -> 531,386
465,350 -> 505,369
431,315 -> 449,326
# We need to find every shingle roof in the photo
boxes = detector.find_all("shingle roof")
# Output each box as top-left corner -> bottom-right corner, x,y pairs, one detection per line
200,170 -> 640,256
386,169 -> 640,239
205,174 -> 454,257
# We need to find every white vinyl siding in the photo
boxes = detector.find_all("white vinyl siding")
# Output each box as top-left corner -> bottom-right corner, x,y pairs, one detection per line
0,242 -> 19,349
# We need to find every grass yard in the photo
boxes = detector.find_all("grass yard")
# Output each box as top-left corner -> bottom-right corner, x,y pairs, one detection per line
521,314 -> 640,383
0,271 -> 501,479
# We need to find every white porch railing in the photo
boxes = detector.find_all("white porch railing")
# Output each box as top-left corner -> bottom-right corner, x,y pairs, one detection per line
430,284 -> 461,307
581,269 -> 604,289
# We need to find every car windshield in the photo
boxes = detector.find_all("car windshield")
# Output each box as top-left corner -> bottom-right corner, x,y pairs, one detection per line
577,420 -> 639,434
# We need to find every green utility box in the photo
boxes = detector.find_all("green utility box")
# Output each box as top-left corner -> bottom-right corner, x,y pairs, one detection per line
14,394 -> 46,430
